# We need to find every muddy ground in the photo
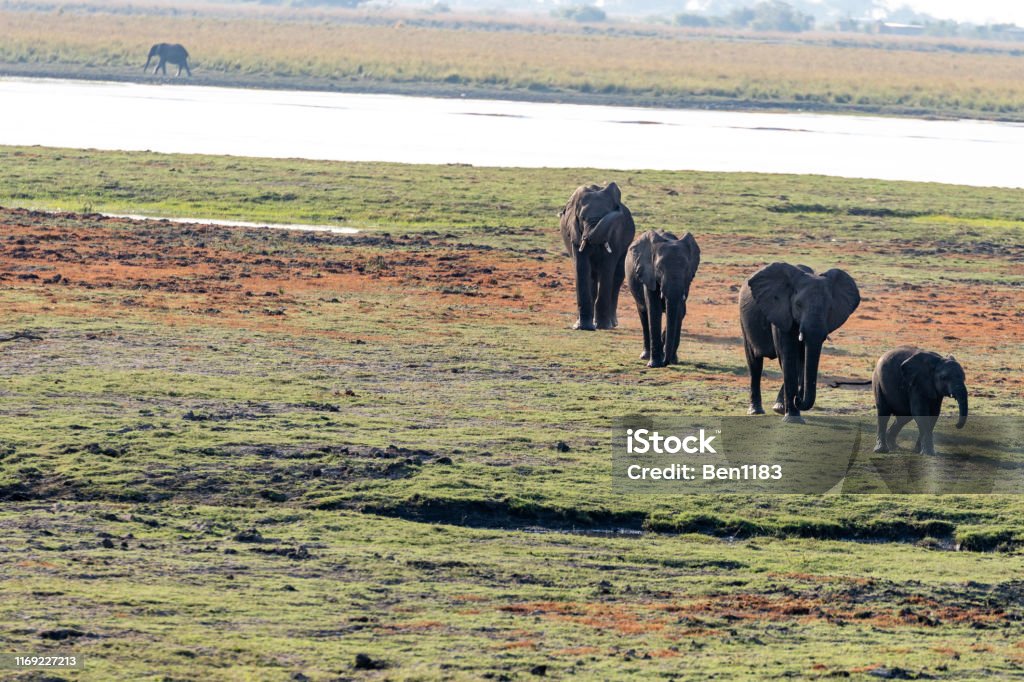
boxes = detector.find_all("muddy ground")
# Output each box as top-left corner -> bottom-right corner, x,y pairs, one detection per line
0,200 -> 1022,679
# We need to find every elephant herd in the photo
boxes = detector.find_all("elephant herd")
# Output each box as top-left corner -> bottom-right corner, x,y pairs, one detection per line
560,183 -> 969,455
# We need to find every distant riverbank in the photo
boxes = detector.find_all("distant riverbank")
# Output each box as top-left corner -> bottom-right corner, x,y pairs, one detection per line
3,7 -> 1024,123
0,63 -> 988,122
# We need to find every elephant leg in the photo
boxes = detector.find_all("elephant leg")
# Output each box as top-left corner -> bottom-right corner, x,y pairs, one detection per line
778,337 -> 804,424
609,257 -> 626,328
185,63 -> 192,77
915,415 -> 938,455
594,264 -> 616,330
636,301 -> 650,360
777,341 -> 804,415
745,345 -> 765,415
666,327 -> 679,365
874,414 -> 891,453
908,395 -> 937,454
644,289 -> 664,368
772,386 -> 786,415
176,64 -> 183,76
887,416 -> 912,450
572,256 -> 596,331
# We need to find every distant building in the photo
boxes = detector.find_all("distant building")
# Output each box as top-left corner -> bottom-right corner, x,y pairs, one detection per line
876,21 -> 925,36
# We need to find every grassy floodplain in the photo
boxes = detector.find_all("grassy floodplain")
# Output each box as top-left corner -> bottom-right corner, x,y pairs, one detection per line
2,4 -> 1024,119
0,145 -> 1023,679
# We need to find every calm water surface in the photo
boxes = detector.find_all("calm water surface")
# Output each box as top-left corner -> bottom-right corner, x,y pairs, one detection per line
2,77 -> 1022,188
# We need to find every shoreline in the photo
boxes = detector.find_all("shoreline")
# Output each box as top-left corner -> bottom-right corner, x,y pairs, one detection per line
0,63 -> 1009,124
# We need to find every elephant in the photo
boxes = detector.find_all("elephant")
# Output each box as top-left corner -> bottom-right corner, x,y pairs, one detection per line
739,262 -> 860,423
559,182 -> 636,331
145,43 -> 192,77
625,230 -> 701,367
872,346 -> 968,455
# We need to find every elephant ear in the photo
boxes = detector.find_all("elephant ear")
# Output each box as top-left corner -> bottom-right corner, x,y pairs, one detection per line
747,262 -> 802,329
679,232 -> 701,283
602,182 -> 622,208
900,351 -> 941,397
559,187 -> 587,249
629,232 -> 657,290
823,268 -> 861,333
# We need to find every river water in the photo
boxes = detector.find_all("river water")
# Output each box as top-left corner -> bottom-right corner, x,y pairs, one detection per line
2,77 -> 1022,188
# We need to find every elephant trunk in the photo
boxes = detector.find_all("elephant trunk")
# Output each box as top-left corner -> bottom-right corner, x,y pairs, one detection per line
580,210 -> 622,252
953,385 -> 968,429
664,297 -> 683,363
797,331 -> 824,412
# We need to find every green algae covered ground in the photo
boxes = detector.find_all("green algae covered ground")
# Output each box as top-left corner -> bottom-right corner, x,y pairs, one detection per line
0,146 -> 1022,680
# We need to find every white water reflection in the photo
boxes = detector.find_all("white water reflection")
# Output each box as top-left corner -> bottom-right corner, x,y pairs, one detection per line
104,213 -> 358,234
2,77 -> 1022,188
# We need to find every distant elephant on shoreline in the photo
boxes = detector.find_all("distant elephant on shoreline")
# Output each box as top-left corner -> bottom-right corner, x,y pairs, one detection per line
626,230 -> 700,367
558,182 -> 636,331
740,262 -> 860,423
873,346 -> 968,455
145,43 -> 192,77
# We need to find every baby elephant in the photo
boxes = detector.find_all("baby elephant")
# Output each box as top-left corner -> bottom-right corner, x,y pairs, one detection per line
873,346 -> 968,455
625,230 -> 700,367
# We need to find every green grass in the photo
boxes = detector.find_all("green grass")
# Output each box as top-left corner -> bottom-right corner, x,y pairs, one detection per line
0,145 -> 1023,679
5,505 -> 1024,680
3,146 -> 1024,245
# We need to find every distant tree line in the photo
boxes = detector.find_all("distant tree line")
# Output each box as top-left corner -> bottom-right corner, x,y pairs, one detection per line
670,0 -> 1024,39
675,1 -> 813,32
555,4 -> 607,22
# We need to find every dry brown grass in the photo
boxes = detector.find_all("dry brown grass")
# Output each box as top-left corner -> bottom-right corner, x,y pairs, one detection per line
2,7 -> 1024,117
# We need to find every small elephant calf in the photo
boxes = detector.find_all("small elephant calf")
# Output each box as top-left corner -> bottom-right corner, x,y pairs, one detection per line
873,346 -> 969,455
625,230 -> 700,367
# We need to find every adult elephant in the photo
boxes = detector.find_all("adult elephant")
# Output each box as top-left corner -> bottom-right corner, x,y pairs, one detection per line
558,182 -> 636,331
872,346 -> 968,455
739,262 -> 860,423
145,43 -> 192,77
626,230 -> 700,367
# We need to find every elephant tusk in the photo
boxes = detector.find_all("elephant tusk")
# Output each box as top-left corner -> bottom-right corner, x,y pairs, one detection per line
579,240 -> 588,252
798,332 -> 803,342
604,243 -> 612,253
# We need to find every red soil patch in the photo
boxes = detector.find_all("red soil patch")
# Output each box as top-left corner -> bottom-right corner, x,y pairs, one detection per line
1,208 -> 1020,396
502,588 -> 1011,635
554,646 -> 601,656
385,620 -> 446,632
665,591 -> 1008,628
